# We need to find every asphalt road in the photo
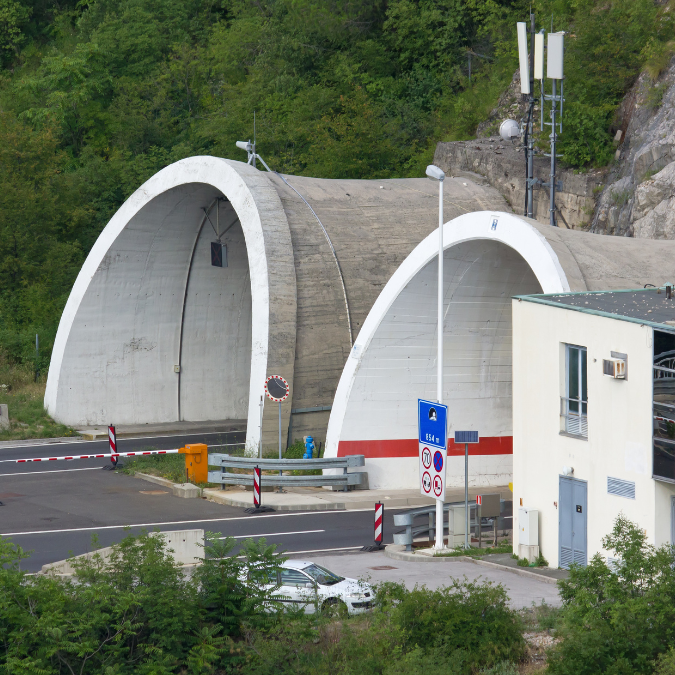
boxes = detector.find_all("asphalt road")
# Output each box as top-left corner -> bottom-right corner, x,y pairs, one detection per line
0,441 -> 395,572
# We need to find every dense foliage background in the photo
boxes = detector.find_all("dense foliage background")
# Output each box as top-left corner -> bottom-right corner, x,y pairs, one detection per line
0,0 -> 672,369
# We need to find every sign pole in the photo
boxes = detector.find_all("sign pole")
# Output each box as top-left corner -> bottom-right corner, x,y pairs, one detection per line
465,442 -> 469,549
435,170 -> 444,550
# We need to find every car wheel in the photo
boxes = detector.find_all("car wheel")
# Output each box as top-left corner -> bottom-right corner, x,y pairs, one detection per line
321,598 -> 348,618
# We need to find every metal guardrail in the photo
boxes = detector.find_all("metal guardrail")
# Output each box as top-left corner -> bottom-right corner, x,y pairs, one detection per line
393,500 -> 511,551
207,453 -> 366,489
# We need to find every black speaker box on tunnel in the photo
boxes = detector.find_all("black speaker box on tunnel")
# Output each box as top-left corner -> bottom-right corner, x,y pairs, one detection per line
211,242 -> 227,267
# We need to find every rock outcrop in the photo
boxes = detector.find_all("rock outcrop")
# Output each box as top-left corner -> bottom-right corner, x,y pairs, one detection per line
592,59 -> 675,238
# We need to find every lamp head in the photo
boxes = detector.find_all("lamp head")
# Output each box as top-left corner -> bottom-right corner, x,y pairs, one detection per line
236,140 -> 252,152
425,165 -> 445,181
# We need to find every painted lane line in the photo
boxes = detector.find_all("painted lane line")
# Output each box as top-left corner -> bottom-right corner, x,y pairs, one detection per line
222,529 -> 325,540
0,508 -> 380,537
0,467 -> 101,477
283,546 -> 363,555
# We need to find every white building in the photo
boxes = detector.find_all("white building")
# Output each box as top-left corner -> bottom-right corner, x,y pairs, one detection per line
513,288 -> 675,569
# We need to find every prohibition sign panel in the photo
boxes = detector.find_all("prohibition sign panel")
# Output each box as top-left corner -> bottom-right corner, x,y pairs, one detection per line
422,471 -> 431,494
421,447 -> 432,469
433,474 -> 443,498
265,375 -> 289,402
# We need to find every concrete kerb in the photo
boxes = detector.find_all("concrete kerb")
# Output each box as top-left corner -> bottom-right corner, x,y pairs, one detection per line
384,545 -> 561,586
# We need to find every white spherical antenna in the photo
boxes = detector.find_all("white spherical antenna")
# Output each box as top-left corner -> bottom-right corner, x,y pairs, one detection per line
499,119 -> 521,142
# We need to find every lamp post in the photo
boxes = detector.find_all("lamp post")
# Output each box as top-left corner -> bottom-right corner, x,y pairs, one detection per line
426,164 -> 445,549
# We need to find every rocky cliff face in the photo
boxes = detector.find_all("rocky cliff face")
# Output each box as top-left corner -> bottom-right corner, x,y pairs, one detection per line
592,58 -> 675,238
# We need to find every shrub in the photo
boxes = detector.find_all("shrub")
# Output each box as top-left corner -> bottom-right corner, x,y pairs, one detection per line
547,515 -> 675,675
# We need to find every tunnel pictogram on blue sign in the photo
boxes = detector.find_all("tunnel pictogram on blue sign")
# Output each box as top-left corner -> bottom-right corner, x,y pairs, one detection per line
433,450 -> 443,472
418,399 -> 448,450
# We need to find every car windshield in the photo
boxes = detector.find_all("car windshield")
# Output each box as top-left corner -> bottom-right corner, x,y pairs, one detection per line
301,563 -> 344,586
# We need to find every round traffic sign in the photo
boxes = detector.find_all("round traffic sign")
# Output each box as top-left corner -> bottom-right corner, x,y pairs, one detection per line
433,474 -> 443,497
433,450 -> 443,472
422,447 -> 431,469
422,472 -> 431,493
264,375 -> 289,402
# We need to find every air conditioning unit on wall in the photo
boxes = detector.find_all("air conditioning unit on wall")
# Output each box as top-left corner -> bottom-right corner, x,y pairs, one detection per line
603,358 -> 626,379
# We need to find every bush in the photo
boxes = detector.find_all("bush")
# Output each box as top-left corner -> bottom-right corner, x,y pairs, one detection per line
547,515 -> 675,675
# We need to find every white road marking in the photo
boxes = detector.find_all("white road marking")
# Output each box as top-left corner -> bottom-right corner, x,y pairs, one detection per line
284,546 -> 363,554
0,509 -> 378,537
223,529 -> 325,539
0,467 -> 101,477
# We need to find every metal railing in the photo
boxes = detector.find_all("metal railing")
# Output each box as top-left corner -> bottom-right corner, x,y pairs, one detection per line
207,453 -> 366,489
393,500 -> 511,551
561,396 -> 587,437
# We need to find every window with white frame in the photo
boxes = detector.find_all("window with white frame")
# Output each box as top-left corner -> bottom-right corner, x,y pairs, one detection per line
562,344 -> 588,437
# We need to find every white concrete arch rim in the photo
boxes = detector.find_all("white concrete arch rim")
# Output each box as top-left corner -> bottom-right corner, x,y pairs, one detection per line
45,157 -> 275,451
324,210 -> 571,458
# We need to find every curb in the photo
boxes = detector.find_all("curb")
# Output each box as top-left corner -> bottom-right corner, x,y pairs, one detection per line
135,472 -> 175,488
384,545 -> 561,585
203,489 -> 346,511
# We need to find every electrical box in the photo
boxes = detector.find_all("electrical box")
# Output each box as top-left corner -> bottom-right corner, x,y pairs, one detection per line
518,507 -> 539,546
603,358 -> 626,379
547,32 -> 565,80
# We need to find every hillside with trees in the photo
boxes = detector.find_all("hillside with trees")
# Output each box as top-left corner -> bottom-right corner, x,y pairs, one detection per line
0,0 -> 671,369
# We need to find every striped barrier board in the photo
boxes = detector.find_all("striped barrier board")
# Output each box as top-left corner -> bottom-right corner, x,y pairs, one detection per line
254,466 -> 261,508
374,502 -> 384,543
0,449 -> 180,464
108,425 -> 117,466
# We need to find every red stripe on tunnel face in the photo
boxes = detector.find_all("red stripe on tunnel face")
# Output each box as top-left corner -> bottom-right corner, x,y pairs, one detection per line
337,437 -> 513,458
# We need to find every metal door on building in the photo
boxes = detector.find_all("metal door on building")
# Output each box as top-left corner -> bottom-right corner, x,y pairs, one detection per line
559,476 -> 587,569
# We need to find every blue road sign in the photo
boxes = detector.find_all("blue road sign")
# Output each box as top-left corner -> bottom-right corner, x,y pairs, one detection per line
433,450 -> 443,472
418,399 -> 448,450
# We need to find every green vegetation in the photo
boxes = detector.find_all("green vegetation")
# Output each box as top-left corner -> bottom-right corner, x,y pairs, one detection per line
0,0 -> 673,366
436,540 -> 513,558
0,530 -> 526,674
547,515 -> 675,675
121,449 -> 190,483
0,350 -> 75,439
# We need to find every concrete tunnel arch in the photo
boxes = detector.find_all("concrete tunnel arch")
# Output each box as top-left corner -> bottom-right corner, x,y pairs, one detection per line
45,156 -> 297,452
324,211 -> 576,490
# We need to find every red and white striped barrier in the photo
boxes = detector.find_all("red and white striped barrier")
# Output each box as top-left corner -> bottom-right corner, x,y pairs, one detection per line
254,466 -> 261,508
374,502 -> 383,544
108,425 -> 117,466
0,449 -> 180,464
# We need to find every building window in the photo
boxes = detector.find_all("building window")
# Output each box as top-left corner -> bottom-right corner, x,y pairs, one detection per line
562,344 -> 587,437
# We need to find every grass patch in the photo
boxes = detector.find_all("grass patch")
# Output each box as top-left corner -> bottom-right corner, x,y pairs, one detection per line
435,541 -> 513,558
0,353 -> 76,441
520,603 -> 563,633
121,450 -> 189,483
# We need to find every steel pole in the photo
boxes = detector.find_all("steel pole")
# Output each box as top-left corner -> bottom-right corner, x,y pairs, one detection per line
259,396 -> 263,459
527,13 -> 535,219
435,178 -> 444,550
465,442 -> 469,549
550,78 -> 558,227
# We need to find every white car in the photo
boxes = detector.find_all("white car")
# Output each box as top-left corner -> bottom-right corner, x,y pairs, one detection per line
262,560 -> 375,616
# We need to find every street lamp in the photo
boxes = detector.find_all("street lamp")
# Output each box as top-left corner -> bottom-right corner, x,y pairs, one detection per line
426,164 -> 445,550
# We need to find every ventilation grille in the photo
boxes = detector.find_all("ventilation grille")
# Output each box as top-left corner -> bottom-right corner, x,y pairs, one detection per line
607,557 -> 621,572
607,477 -> 635,499
560,547 -> 573,570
